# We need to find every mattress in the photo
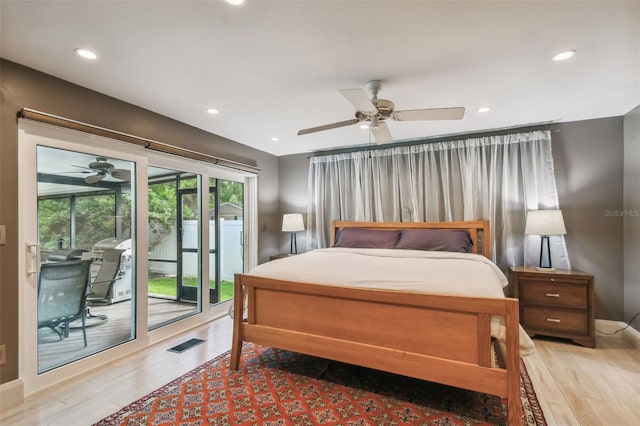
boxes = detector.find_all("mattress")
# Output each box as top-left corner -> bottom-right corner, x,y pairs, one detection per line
249,247 -> 535,356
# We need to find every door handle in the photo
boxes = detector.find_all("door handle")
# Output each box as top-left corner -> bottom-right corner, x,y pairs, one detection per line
27,242 -> 41,275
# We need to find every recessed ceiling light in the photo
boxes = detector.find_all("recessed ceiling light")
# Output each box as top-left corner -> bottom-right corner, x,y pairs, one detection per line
206,108 -> 219,115
74,48 -> 97,60
477,106 -> 491,113
226,0 -> 244,5
271,137 -> 280,142
359,123 -> 369,129
552,50 -> 576,61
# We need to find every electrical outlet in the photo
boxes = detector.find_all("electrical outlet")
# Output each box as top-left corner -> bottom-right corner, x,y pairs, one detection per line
0,344 -> 6,366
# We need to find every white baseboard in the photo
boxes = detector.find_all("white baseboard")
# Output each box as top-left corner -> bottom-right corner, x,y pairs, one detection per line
595,319 -> 625,335
0,378 -> 24,413
596,319 -> 640,350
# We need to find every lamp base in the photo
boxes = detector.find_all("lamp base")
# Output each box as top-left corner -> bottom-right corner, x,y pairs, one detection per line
535,266 -> 556,272
289,232 -> 297,255
538,235 -> 554,270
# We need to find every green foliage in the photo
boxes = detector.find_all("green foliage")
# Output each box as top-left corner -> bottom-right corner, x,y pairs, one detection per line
218,180 -> 243,204
38,198 -> 71,250
39,191 -> 134,251
75,194 -> 116,250
148,181 -> 178,250
179,176 -> 199,220
120,193 -> 133,239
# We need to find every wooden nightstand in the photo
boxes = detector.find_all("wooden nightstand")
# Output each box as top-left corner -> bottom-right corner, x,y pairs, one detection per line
510,266 -> 595,348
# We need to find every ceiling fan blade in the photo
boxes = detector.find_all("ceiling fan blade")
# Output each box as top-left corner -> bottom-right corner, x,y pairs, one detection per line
109,168 -> 131,181
339,89 -> 377,113
51,170 -> 91,175
371,121 -> 393,145
393,107 -> 465,121
84,172 -> 106,184
297,118 -> 360,136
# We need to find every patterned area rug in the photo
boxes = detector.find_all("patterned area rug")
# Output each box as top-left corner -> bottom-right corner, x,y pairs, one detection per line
95,343 -> 546,425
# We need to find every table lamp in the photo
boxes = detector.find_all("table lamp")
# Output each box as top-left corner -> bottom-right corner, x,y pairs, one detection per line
525,210 -> 566,271
282,213 -> 305,254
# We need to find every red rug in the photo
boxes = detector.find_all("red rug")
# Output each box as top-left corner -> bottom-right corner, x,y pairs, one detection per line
95,343 -> 546,425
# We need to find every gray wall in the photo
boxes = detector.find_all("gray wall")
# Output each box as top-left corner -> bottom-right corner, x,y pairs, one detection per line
277,153 -> 310,254
279,118 -> 628,321
0,59 -> 280,384
553,117 -> 625,320
624,105 -> 640,322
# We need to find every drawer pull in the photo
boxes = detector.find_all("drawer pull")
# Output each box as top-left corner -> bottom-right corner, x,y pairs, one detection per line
546,318 -> 561,323
550,278 -> 554,282
545,293 -> 560,297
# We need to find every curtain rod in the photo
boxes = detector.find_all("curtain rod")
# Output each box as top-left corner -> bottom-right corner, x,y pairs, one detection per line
17,108 -> 261,174
310,121 -> 560,158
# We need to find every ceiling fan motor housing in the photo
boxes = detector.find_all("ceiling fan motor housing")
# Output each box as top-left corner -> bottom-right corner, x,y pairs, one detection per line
89,157 -> 115,171
373,99 -> 394,119
356,98 -> 394,122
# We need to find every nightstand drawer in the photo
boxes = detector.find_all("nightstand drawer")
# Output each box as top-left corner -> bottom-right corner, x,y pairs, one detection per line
516,274 -> 587,285
522,306 -> 587,335
520,281 -> 587,309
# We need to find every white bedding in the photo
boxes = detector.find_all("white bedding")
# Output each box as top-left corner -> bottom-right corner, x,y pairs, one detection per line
249,247 -> 535,356
251,248 -> 508,297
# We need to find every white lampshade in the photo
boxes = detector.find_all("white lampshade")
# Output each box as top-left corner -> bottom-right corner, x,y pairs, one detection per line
525,210 -> 566,236
282,213 -> 305,232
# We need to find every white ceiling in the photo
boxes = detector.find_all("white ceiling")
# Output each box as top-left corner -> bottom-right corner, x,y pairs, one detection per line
2,1 -> 639,157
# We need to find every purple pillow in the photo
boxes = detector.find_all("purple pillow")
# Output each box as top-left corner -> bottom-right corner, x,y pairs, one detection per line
334,228 -> 401,249
395,229 -> 473,253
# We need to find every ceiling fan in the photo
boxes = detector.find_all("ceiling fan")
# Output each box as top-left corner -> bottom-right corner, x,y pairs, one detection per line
297,80 -> 465,144
72,157 -> 132,184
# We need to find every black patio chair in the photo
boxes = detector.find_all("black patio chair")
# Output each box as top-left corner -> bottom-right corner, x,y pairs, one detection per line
38,259 -> 92,346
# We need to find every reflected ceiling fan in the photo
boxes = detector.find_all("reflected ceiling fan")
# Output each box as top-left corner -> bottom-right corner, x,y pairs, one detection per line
297,80 -> 465,144
72,157 -> 132,184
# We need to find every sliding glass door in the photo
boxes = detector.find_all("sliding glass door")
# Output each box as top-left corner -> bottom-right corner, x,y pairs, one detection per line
211,178 -> 244,304
19,119 -> 257,395
147,167 -> 202,330
35,146 -> 136,372
33,144 -> 138,375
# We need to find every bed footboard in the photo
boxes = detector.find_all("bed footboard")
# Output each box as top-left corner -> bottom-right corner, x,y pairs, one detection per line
231,273 -> 523,424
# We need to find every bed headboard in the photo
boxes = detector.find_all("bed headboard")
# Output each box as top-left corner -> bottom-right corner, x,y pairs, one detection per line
331,220 -> 491,258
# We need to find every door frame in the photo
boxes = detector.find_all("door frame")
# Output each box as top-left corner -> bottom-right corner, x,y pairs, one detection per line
177,187 -> 201,303
18,120 -> 258,396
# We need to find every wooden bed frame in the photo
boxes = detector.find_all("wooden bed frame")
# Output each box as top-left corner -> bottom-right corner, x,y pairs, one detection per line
231,220 -> 523,424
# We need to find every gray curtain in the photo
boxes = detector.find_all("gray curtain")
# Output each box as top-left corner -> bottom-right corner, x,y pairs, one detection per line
307,130 -> 570,270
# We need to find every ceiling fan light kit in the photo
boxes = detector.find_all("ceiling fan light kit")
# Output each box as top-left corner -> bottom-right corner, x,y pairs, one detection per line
297,80 -> 465,145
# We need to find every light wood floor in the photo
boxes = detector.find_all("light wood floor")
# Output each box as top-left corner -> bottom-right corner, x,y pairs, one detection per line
523,334 -> 640,426
2,318 -> 639,425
